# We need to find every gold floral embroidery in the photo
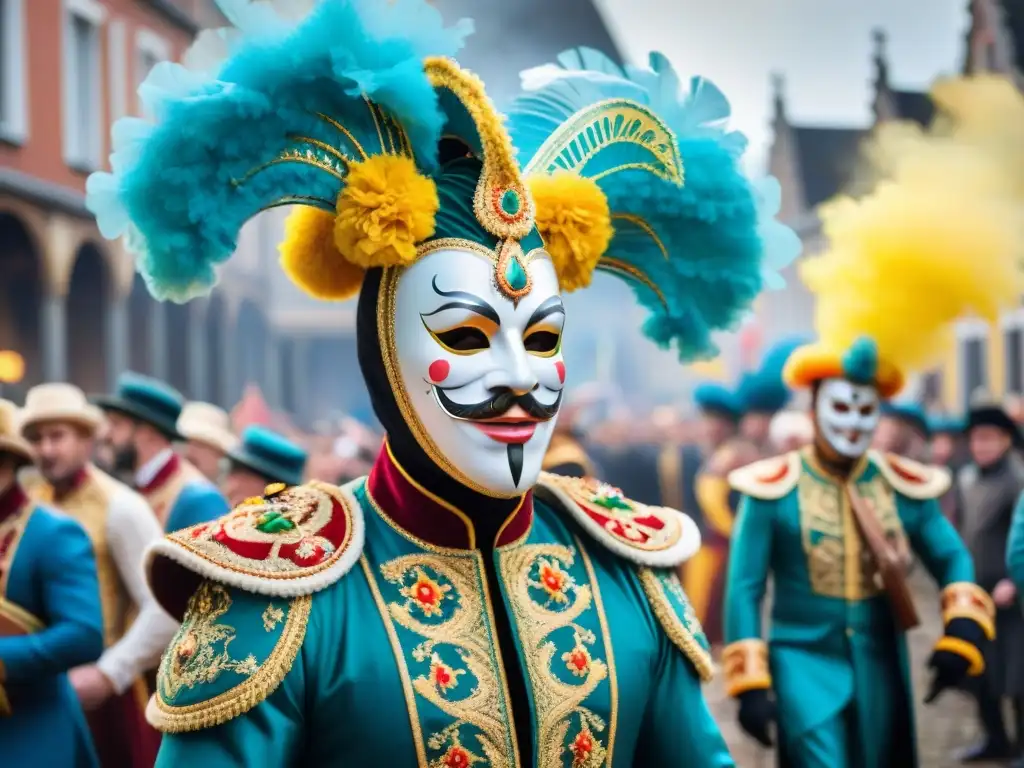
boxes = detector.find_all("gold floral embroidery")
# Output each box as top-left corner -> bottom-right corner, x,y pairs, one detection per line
428,724 -> 487,768
637,568 -> 714,682
378,553 -> 517,768
261,604 -> 284,632
499,543 -> 611,768
797,468 -> 906,601
535,557 -> 573,604
401,568 -> 453,618
159,583 -> 262,700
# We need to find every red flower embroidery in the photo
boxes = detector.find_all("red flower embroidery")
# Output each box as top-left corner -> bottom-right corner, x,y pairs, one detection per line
441,746 -> 471,768
562,646 -> 591,677
537,558 -> 571,604
401,568 -> 451,617
570,728 -> 594,766
429,652 -> 464,693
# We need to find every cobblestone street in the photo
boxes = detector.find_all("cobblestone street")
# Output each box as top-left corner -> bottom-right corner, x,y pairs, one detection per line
705,571 -> 996,768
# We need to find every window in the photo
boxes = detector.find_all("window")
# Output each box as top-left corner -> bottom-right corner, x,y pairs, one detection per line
62,0 -> 105,171
135,29 -> 170,118
921,371 -> 943,409
0,0 -> 28,144
1003,309 -> 1024,395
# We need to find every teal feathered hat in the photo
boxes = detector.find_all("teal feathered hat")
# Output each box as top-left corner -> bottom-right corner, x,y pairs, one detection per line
508,48 -> 801,360
736,335 -> 811,414
881,401 -> 930,438
92,371 -> 185,439
928,414 -> 965,436
693,383 -> 741,421
85,3 -> 799,366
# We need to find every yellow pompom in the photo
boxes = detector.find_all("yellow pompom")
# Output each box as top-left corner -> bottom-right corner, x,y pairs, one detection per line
279,206 -> 365,300
528,172 -> 613,292
334,155 -> 439,268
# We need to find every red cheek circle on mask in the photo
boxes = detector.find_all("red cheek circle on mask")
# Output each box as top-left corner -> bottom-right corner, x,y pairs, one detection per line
428,359 -> 450,383
555,361 -> 566,384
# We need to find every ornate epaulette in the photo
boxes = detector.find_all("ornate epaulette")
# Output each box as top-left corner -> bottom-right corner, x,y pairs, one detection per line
727,451 -> 802,500
637,567 -> 714,682
536,473 -> 700,567
147,580 -> 310,733
145,480 -> 365,619
871,451 -> 951,500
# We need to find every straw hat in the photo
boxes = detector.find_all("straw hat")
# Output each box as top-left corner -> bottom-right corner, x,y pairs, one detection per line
0,400 -> 34,467
19,382 -> 104,437
177,401 -> 238,454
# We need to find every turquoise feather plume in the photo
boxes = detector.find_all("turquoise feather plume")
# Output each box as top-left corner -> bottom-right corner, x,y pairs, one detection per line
86,0 -> 471,302
508,48 -> 801,362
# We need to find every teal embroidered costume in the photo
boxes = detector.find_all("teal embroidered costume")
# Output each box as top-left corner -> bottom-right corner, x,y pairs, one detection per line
721,111 -> 1023,766
85,0 -> 799,764
0,402 -> 105,768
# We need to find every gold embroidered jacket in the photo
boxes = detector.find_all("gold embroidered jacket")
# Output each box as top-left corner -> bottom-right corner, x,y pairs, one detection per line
143,451 -> 734,767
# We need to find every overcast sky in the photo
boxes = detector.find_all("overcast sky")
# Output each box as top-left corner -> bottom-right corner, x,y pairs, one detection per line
595,0 -> 971,171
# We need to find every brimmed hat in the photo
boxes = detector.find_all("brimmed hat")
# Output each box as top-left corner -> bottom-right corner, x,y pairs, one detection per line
177,401 -> 238,454
0,400 -> 34,468
20,383 -> 103,437
881,401 -> 930,439
693,383 -> 741,422
227,426 -> 307,487
927,414 -> 965,437
967,388 -> 1023,446
92,372 -> 184,439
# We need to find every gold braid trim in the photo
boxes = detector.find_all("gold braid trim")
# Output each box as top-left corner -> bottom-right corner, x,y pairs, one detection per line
722,639 -> 772,697
146,594 -> 312,733
0,683 -> 9,717
941,582 -> 996,640
637,568 -> 714,682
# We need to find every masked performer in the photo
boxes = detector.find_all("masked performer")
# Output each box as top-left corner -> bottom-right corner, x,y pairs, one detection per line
20,383 -> 177,767
0,399 -> 105,768
722,141 -> 1023,767
86,1 -> 797,764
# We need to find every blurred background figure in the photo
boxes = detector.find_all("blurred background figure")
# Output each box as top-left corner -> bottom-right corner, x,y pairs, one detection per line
223,425 -> 308,506
93,372 -> 228,532
874,401 -> 930,460
176,401 -> 239,485
956,390 -> 1024,763
928,413 -> 967,527
769,409 -> 814,453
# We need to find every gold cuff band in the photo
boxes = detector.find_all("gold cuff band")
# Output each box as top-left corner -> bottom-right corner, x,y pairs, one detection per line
941,582 -> 996,640
722,639 -> 772,697
934,635 -> 986,677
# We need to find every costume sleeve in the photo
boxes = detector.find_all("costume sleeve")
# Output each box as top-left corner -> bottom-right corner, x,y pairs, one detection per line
906,496 -> 974,586
150,580 -> 310,766
165,484 -> 230,533
723,495 -> 774,643
1007,490 -> 1024,593
0,515 -> 104,682
97,488 -> 179,693
695,473 -> 735,537
634,627 -> 735,767
155,681 -> 304,767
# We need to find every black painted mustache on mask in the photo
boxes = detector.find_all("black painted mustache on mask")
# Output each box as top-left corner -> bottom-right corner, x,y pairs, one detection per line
434,386 -> 562,421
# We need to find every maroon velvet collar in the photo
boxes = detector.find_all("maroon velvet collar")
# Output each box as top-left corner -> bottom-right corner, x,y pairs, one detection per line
0,483 -> 28,525
365,441 -> 533,550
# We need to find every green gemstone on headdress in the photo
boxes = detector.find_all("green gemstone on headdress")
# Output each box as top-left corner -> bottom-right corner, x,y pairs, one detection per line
256,510 -> 296,534
500,189 -> 521,216
504,254 -> 528,291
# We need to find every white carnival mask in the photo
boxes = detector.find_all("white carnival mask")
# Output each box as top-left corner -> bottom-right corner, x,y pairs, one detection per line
384,243 -> 565,497
815,377 -> 880,459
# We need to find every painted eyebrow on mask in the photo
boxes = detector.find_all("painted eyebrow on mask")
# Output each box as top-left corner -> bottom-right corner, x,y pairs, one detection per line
421,275 -> 501,325
526,296 -> 565,328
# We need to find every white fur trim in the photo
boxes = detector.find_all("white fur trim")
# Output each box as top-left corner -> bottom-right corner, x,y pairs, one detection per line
870,451 -> 951,500
145,479 -> 365,599
536,476 -> 701,568
727,451 -> 802,500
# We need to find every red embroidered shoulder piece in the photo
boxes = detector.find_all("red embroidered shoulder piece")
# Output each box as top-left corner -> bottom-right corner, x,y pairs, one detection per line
727,451 -> 802,500
536,473 -> 700,568
146,481 -> 365,608
872,451 -> 951,500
